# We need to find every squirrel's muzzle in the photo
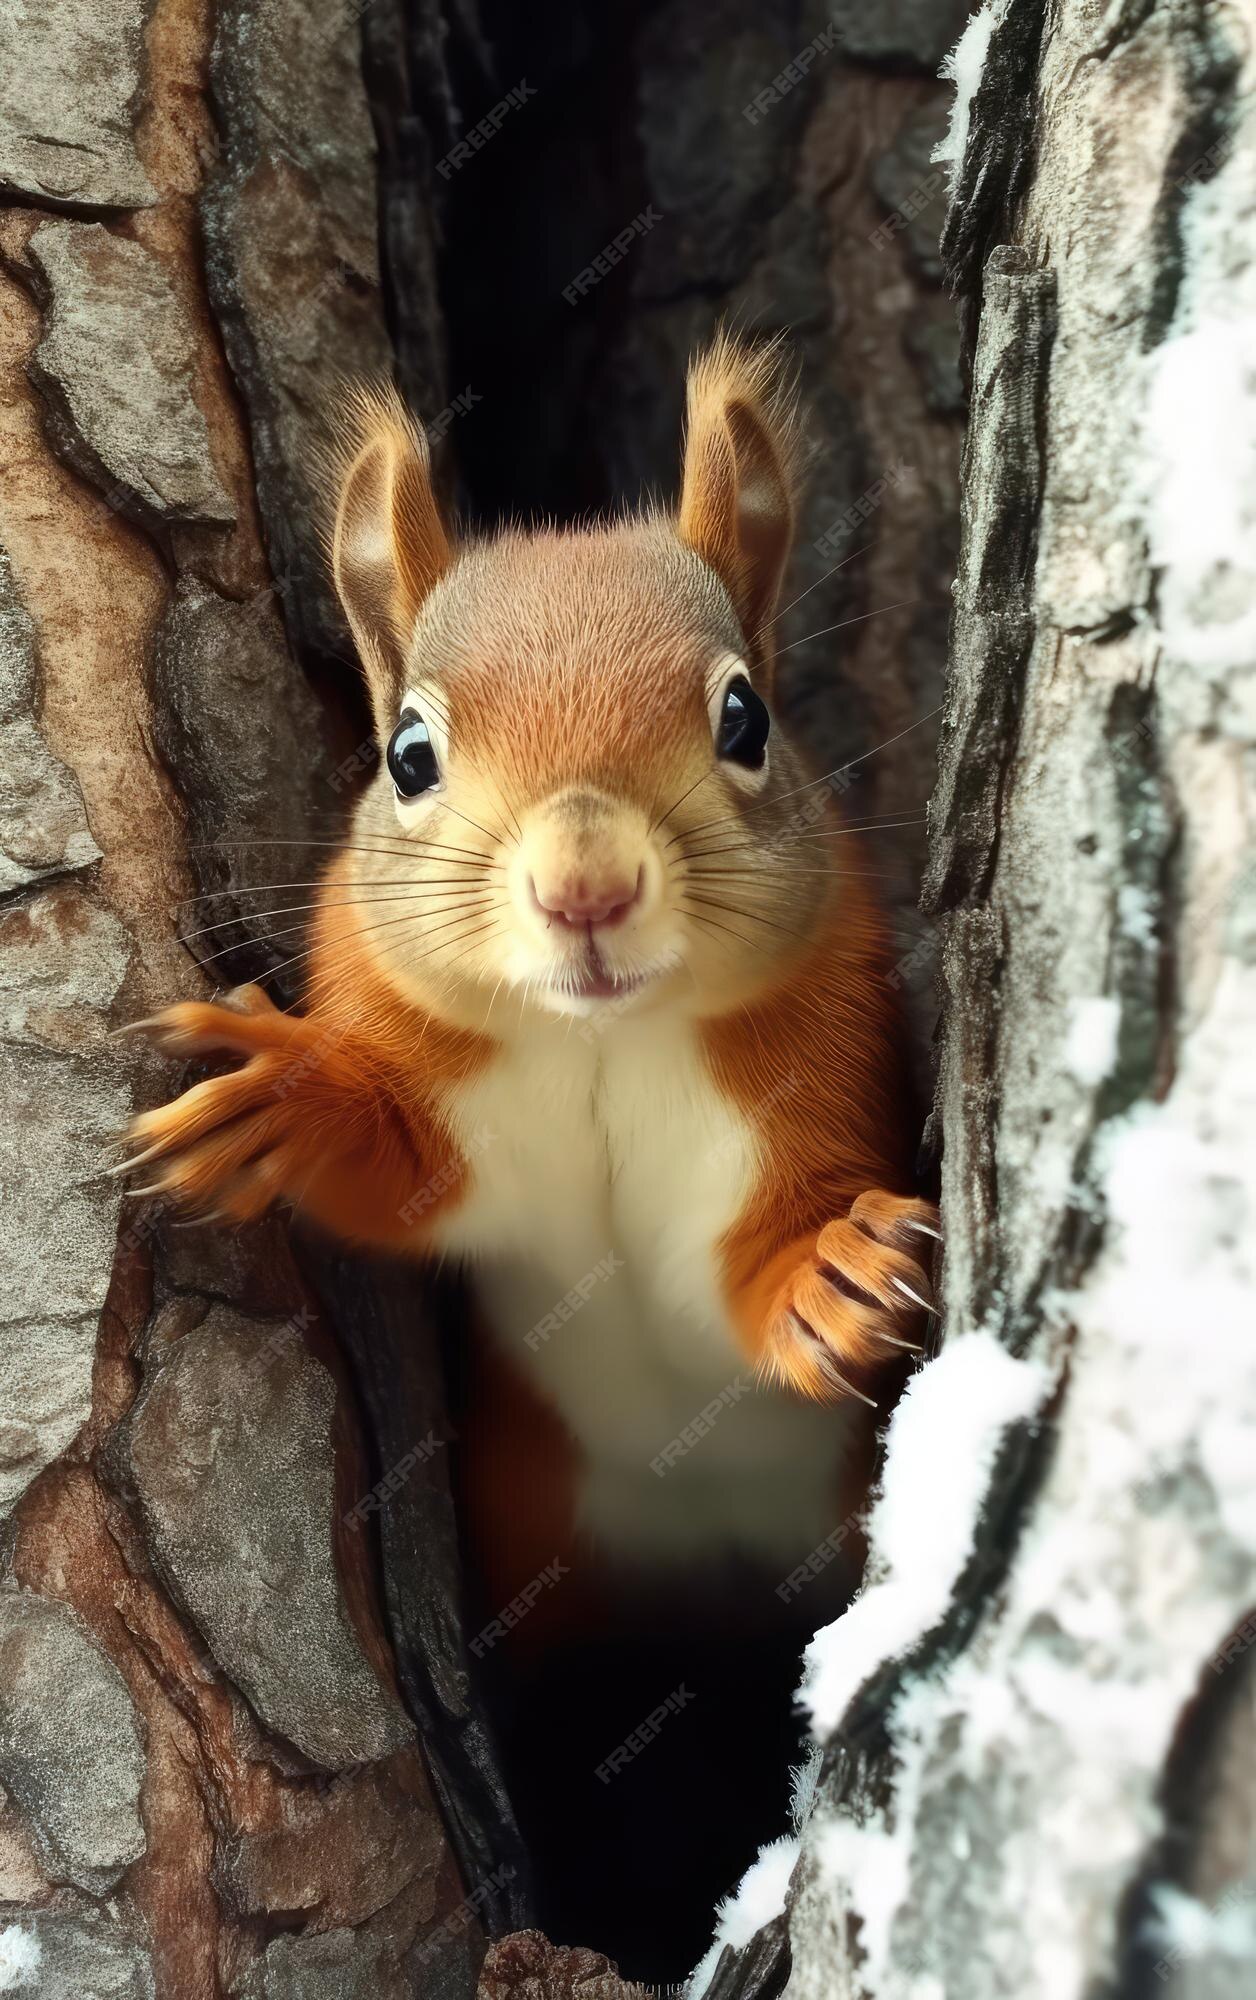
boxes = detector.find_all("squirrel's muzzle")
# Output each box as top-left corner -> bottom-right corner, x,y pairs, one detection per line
517,788 -> 656,941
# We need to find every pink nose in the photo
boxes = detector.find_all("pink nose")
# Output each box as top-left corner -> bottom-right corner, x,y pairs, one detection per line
530,868 -> 642,930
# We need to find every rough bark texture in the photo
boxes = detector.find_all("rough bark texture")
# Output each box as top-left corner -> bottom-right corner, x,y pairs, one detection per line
0,0 -> 489,1992
728,4 -> 1256,1998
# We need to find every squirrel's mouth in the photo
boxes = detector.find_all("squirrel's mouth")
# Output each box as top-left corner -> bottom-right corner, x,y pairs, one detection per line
563,939 -> 648,1003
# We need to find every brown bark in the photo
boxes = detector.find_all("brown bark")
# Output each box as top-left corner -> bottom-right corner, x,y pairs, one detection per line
0,0 -> 478,1993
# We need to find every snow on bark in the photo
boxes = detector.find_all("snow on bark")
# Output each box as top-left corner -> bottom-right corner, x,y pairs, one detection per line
931,0 -> 1007,189
801,1334 -> 1048,1737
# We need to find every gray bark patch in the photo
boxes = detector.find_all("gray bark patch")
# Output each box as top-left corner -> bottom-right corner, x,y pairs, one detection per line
148,577 -> 328,996
0,1590 -> 146,1894
0,548 -> 101,898
26,221 -> 234,530
0,1909 -> 155,1998
0,806 -> 131,1515
123,1305 -> 412,1769
203,0 -> 393,660
832,0 -> 975,74
233,1925 -> 407,2000
0,0 -> 156,212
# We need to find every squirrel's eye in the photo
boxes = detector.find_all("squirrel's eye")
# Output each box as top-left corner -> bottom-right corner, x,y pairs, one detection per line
387,710 -> 440,798
716,675 -> 770,769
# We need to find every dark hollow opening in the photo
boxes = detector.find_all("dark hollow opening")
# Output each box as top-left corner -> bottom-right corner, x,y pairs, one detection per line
360,0 -> 959,1983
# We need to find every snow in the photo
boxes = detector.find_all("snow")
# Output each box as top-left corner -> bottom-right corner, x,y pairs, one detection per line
789,1746 -> 823,1830
0,1929 -> 40,1993
1199,1409 -> 1256,1550
1076,958 -> 1256,1519
816,1804 -> 915,1984
933,1 -> 1009,188
1143,317 -> 1256,673
1140,160 -> 1256,682
687,1713 -> 822,1992
1062,996 -> 1120,1085
802,1332 -> 1049,1734
1145,1883 -> 1256,1963
688,1836 -> 800,1998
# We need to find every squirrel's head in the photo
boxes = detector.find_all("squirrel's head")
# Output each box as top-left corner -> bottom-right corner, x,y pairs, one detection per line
326,339 -> 838,1028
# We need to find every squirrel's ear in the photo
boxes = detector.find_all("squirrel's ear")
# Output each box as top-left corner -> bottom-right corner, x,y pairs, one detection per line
329,386 -> 453,732
677,337 -> 799,659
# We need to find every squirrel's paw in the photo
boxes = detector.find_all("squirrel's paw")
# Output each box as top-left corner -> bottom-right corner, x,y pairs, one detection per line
113,997 -> 420,1239
117,984 -> 293,1059
761,1190 -> 939,1404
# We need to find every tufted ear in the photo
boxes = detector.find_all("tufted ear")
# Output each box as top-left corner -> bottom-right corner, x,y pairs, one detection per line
330,386 -> 453,736
677,337 -> 800,667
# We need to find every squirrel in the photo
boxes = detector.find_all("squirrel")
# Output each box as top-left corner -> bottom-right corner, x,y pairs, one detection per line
124,333 -> 937,1677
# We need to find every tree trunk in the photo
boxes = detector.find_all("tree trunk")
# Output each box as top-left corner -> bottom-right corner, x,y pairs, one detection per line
732,4 -> 1256,1997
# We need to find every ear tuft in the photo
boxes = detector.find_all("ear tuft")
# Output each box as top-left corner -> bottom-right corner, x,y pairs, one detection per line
677,335 -> 802,657
324,383 -> 453,733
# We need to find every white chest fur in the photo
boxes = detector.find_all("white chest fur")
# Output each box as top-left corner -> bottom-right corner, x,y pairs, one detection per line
431,1006 -> 845,1567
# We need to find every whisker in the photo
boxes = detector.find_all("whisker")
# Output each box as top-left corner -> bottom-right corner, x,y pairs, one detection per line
423,917 -> 508,971
795,818 -> 925,840
683,909 -> 738,955
176,868 -> 498,907
392,907 -> 508,963
261,902 -> 508,992
680,901 -> 769,954
481,973 -> 508,1033
175,887 -> 503,947
756,543 -> 873,637
667,704 -> 942,848
676,819 -> 922,867
481,769 -> 525,850
681,864 -> 896,882
182,896 -> 498,974
651,763 -> 716,836
352,909 -> 510,994
773,597 -> 923,661
434,798 -> 515,851
682,893 -> 813,945
194,836 -> 492,866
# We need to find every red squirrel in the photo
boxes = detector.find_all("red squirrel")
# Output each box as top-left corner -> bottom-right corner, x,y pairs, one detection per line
125,337 -> 937,1649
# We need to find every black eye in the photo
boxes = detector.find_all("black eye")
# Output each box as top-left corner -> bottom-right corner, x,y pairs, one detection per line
387,709 -> 440,797
716,675 -> 770,769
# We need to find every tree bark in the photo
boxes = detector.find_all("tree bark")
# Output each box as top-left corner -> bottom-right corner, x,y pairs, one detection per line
0,1 -> 500,1993
742,4 -> 1256,1997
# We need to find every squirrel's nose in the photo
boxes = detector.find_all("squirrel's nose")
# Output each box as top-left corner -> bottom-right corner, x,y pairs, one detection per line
529,867 -> 643,931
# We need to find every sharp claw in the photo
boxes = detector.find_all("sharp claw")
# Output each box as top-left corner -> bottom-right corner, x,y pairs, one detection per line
103,1142 -> 166,1179
878,1332 -> 925,1353
789,1314 -> 878,1407
904,1218 -> 942,1242
107,1017 -> 166,1042
121,1180 -> 169,1199
825,1366 -> 878,1409
891,1275 -> 934,1311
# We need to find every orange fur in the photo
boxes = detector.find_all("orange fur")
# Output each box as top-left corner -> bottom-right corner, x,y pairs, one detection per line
679,333 -> 802,676
129,882 -> 492,1245
704,870 -> 935,1400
